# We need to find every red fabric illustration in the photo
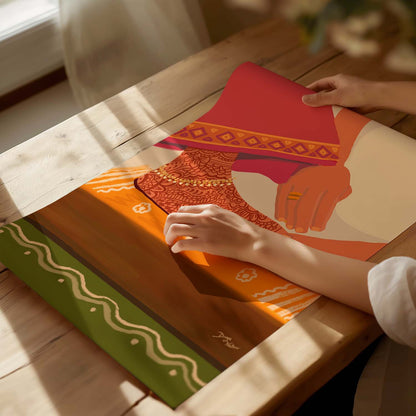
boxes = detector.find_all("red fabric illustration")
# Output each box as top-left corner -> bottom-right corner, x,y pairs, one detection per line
135,62 -> 380,259
199,62 -> 339,144
135,147 -> 283,233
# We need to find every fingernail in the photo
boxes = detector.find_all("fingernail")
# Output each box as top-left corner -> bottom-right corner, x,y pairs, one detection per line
302,95 -> 311,104
286,224 -> 293,230
311,226 -> 323,231
295,227 -> 304,233
277,217 -> 285,222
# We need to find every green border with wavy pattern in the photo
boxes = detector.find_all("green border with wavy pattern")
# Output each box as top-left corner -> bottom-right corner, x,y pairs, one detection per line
0,218 -> 220,407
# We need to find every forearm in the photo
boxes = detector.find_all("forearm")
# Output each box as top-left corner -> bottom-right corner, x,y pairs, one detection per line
370,81 -> 416,115
166,205 -> 375,314
250,229 -> 375,314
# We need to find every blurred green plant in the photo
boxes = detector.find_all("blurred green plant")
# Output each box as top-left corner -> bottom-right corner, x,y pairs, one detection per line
279,0 -> 416,73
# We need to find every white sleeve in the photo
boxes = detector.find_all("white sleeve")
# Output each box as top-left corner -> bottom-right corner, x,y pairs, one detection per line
368,257 -> 416,349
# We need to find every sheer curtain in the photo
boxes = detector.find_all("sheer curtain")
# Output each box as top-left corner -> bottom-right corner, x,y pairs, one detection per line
59,0 -> 210,108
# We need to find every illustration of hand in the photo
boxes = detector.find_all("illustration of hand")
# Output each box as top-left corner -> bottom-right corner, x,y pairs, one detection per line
274,165 -> 352,233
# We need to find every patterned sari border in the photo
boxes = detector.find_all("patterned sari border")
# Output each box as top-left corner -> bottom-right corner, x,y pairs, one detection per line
170,121 -> 340,163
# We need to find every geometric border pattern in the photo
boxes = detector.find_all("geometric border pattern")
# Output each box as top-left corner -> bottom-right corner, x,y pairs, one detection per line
171,121 -> 340,163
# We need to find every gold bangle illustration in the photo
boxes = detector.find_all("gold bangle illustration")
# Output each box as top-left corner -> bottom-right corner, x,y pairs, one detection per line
287,192 -> 302,200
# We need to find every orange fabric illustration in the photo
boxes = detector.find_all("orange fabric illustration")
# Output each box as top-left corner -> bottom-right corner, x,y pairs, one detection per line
82,170 -> 319,323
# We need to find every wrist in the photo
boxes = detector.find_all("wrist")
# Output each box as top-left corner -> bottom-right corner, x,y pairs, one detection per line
247,230 -> 315,287
368,81 -> 391,111
246,228 -> 287,271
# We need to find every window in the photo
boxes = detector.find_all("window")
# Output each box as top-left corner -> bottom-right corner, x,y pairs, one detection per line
0,0 -> 63,96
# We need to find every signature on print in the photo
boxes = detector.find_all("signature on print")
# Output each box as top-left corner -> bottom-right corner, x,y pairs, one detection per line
212,331 -> 240,350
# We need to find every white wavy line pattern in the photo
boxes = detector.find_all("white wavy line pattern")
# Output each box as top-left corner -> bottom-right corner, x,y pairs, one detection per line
257,287 -> 303,303
93,181 -> 134,190
267,293 -> 317,311
98,167 -> 149,176
278,297 -> 319,318
252,283 -> 293,298
96,186 -> 136,193
5,223 -> 205,392
92,168 -> 149,181
88,175 -> 140,185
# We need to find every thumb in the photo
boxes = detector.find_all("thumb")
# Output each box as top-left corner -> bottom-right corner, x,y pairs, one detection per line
302,90 -> 339,107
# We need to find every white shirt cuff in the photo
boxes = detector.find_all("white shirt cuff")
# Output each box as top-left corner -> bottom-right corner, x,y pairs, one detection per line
368,257 -> 416,349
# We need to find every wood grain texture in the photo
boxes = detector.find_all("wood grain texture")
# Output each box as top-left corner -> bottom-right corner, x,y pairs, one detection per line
0,18 -> 300,225
1,15 -> 416,416
0,271 -> 149,415
176,298 -> 381,416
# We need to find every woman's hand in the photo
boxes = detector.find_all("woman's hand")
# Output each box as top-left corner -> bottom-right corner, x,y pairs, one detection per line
302,74 -> 381,113
164,204 -> 265,262
164,204 -> 374,314
275,165 -> 351,232
303,75 -> 416,115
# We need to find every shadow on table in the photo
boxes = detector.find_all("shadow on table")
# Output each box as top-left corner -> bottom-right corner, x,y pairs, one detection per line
0,178 -> 21,226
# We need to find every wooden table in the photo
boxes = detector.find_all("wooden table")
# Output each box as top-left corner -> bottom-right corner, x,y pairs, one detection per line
1,17 -> 416,416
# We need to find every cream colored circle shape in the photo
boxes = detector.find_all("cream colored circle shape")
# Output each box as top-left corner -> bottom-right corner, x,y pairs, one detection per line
337,121 -> 416,241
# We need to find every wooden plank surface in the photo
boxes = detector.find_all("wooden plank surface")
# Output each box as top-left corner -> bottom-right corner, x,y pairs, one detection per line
1,16 -> 416,416
0,18 -> 299,225
0,270 -> 149,415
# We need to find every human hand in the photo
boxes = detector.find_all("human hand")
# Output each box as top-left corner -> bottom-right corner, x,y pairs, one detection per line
275,165 -> 351,233
302,74 -> 380,113
164,204 -> 265,261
